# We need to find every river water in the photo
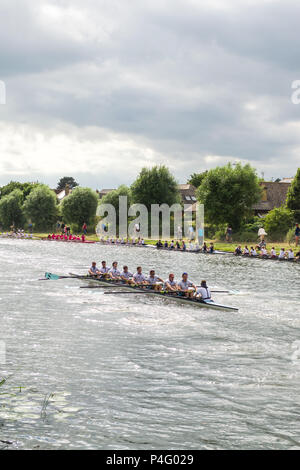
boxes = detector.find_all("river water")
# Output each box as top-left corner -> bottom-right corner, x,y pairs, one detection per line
0,238 -> 299,450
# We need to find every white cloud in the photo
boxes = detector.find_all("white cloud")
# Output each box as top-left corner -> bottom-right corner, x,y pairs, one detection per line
0,0 -> 300,187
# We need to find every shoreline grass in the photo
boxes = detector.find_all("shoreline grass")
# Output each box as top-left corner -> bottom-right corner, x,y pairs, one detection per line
13,232 -> 299,254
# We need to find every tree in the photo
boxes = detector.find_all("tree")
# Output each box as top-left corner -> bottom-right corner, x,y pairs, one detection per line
264,206 -> 294,239
0,181 -> 38,201
61,187 -> 98,230
196,163 -> 261,230
131,166 -> 181,210
57,177 -> 79,192
286,168 -> 300,221
100,185 -> 132,226
0,189 -> 24,229
188,171 -> 208,188
23,185 -> 59,231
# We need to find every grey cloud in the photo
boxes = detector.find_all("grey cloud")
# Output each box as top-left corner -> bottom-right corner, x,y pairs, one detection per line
0,0 -> 300,184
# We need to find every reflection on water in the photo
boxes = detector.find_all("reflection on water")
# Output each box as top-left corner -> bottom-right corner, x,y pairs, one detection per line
0,239 -> 299,449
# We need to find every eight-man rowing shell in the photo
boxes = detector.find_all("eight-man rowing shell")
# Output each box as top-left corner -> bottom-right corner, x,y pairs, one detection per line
69,273 -> 239,312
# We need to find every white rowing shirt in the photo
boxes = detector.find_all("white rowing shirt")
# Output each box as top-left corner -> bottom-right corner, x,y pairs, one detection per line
278,250 -> 285,259
147,275 -> 161,285
178,280 -> 194,290
164,279 -> 177,289
133,272 -> 146,283
90,266 -> 99,274
250,249 -> 257,256
288,251 -> 294,259
261,248 -> 267,256
271,249 -> 276,257
197,286 -> 211,300
109,267 -> 121,278
121,270 -> 133,279
100,266 -> 110,274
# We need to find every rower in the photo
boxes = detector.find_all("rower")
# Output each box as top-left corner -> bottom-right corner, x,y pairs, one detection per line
278,248 -> 286,260
209,243 -> 214,254
89,262 -> 100,277
120,266 -> 134,284
164,241 -> 169,248
109,261 -> 121,279
156,240 -> 163,249
177,273 -> 196,298
133,267 -> 148,286
270,247 -> 277,258
195,280 -> 211,302
250,246 -> 257,256
146,270 -> 164,291
188,242 -> 194,251
100,260 -> 110,277
164,273 -> 178,293
234,245 -> 242,256
260,247 -> 268,258
243,246 -> 249,256
202,242 -> 207,253
288,249 -> 295,260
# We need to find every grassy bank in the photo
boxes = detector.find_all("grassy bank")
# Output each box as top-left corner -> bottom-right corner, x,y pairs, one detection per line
30,233 -> 299,253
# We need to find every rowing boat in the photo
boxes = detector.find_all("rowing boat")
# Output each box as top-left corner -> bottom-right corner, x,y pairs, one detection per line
41,238 -> 96,244
68,273 -> 239,312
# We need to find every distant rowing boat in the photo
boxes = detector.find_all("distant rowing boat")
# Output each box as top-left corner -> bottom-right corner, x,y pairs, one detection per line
41,238 -> 96,244
68,273 -> 239,312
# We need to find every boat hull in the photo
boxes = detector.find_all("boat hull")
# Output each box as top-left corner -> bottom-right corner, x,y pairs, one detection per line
74,275 -> 239,312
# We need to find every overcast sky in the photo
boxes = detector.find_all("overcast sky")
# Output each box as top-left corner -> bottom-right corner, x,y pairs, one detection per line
0,0 -> 300,189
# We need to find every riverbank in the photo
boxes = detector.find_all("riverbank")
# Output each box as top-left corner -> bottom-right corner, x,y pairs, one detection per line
19,233 -> 300,254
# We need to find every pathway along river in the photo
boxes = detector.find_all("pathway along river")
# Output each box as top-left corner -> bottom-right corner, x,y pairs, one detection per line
0,239 -> 299,450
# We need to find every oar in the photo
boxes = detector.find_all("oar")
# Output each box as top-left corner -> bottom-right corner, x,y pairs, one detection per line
80,285 -> 116,289
196,287 -> 239,294
41,272 -> 90,281
103,291 -> 152,295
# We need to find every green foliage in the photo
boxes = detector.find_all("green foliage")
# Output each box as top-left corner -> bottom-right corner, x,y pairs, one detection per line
232,231 -> 258,243
61,187 -> 98,230
263,206 -> 294,238
100,185 -> 132,227
100,185 -> 132,212
131,165 -> 181,210
196,163 -> 261,230
188,171 -> 208,188
214,230 -> 226,241
0,189 -> 24,229
23,185 -> 59,231
243,216 -> 265,233
57,177 -> 79,191
286,168 -> 300,221
286,228 -> 295,245
0,181 -> 38,201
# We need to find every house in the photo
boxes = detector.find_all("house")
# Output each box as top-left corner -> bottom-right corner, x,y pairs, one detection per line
177,184 -> 197,212
98,189 -> 116,199
178,184 -> 197,204
53,185 -> 72,202
253,181 -> 291,216
279,177 -> 294,184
